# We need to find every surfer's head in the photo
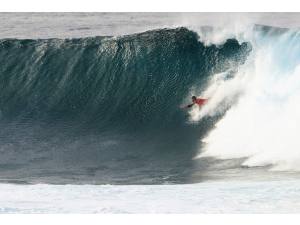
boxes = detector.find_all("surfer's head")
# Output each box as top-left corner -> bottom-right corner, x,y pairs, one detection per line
192,96 -> 197,102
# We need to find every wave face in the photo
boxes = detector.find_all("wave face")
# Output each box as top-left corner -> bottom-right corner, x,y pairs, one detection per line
0,28 -> 250,128
0,28 -> 251,184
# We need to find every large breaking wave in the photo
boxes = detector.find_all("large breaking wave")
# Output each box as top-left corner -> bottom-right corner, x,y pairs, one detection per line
0,27 -> 251,184
3,24 -> 299,184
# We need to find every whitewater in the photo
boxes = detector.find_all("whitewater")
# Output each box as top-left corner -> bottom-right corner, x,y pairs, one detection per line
1,13 -> 300,213
194,26 -> 300,171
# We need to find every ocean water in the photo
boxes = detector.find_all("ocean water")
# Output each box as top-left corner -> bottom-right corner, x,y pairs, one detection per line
2,180 -> 300,213
1,12 -> 300,213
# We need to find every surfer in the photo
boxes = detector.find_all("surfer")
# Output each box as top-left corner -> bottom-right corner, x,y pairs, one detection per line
183,96 -> 208,108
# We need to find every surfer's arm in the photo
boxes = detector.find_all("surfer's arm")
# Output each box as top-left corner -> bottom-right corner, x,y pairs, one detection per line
185,103 -> 194,108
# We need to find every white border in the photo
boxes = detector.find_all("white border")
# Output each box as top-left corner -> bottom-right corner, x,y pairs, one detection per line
0,0 -> 300,12
1,214 -> 300,225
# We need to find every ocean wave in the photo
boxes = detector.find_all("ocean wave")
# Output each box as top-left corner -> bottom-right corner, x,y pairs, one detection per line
0,27 -> 251,184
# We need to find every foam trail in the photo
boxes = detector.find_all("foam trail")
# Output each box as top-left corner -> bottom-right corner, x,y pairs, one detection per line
198,29 -> 300,171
